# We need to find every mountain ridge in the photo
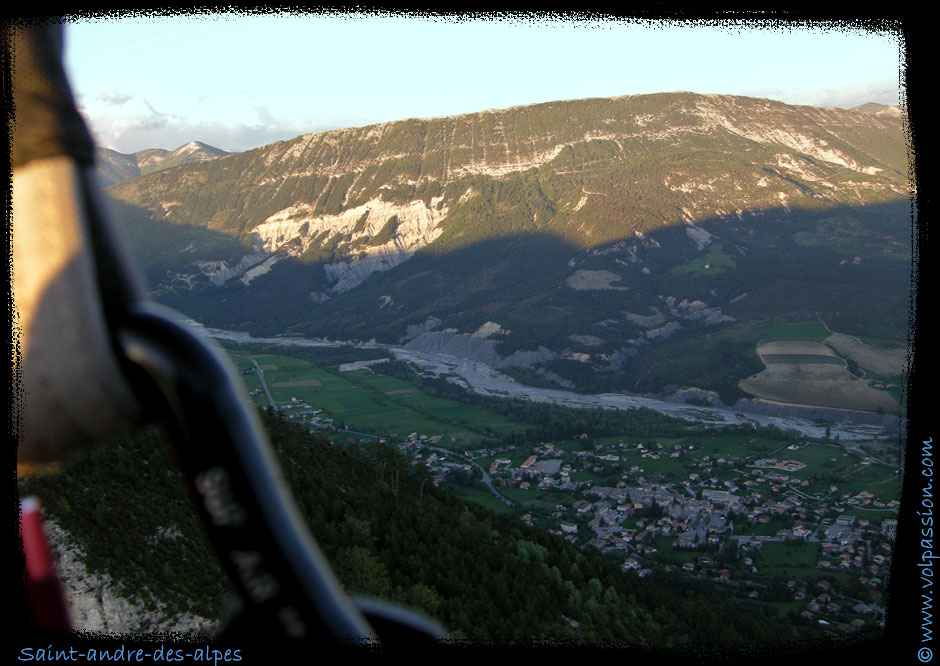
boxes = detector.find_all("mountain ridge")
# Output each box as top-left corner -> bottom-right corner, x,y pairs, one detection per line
96,141 -> 233,185
105,92 -> 907,293
103,92 -> 911,410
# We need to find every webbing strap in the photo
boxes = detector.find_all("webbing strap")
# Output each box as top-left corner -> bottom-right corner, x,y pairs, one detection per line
115,303 -> 448,645
13,22 -> 447,646
115,302 -> 378,645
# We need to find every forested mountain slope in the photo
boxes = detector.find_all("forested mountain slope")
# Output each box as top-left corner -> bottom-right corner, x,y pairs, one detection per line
103,93 -> 911,406
19,414 -> 822,650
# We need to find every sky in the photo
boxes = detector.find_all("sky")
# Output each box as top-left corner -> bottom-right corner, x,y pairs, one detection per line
61,11 -> 905,155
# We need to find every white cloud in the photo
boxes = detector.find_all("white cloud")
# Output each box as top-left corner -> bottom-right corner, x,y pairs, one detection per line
754,80 -> 902,110
77,85 -> 386,153
80,106 -> 318,154
254,106 -> 279,127
96,91 -> 135,106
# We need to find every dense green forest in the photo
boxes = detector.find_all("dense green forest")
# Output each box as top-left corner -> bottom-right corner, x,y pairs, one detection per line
18,413 -> 824,651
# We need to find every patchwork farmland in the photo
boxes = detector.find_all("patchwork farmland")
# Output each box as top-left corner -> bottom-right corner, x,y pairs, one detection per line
738,323 -> 904,413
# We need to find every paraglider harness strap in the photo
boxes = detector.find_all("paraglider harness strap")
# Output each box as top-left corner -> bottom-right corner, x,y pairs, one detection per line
114,301 -> 447,646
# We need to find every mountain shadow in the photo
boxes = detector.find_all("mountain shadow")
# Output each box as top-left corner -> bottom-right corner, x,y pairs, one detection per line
109,194 -> 912,412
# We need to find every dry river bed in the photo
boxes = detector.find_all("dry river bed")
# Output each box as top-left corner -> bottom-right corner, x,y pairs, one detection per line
204,326 -> 897,443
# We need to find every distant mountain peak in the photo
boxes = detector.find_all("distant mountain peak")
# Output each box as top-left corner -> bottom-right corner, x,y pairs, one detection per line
850,102 -> 904,117
95,141 -> 234,185
173,140 -> 227,156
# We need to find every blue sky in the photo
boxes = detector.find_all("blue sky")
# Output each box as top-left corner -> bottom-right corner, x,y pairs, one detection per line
62,12 -> 904,154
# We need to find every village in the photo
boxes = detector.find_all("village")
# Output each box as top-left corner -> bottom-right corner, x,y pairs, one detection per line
405,432 -> 894,635
259,386 -> 899,637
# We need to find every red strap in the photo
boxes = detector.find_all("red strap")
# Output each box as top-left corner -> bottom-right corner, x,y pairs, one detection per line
20,497 -> 72,632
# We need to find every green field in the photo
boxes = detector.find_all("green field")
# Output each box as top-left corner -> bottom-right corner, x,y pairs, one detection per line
778,443 -> 844,470
761,322 -> 831,341
760,354 -> 845,365
449,485 -> 518,515
668,243 -> 736,278
758,541 -> 820,571
652,536 -> 699,564
678,434 -> 785,460
887,385 -> 906,407
225,346 -> 531,449
501,486 -> 574,511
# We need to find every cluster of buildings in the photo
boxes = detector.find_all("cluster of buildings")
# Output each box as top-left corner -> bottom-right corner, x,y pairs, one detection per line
395,433 -> 897,634
259,391 -> 897,635
257,394 -> 340,432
